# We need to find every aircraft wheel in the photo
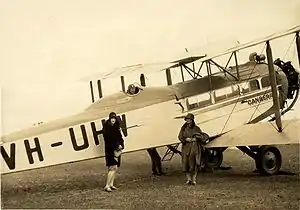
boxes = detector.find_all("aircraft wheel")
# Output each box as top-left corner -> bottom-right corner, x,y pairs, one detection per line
255,146 -> 282,175
204,149 -> 223,169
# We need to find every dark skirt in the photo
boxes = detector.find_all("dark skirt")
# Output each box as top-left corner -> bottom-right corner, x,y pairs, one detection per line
105,149 -> 121,167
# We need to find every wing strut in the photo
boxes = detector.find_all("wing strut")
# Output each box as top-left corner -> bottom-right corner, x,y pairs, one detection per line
209,59 -> 239,81
233,51 -> 240,81
90,81 -> 95,103
248,107 -> 275,124
296,32 -> 300,67
266,41 -> 282,132
121,76 -> 126,92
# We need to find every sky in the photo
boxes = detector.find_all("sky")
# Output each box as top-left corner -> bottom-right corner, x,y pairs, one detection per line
1,0 -> 300,134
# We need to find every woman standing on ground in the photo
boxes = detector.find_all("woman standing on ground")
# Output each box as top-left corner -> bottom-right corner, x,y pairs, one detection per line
102,112 -> 124,192
178,113 -> 203,185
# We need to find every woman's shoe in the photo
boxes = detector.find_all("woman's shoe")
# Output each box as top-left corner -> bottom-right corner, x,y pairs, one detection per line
185,180 -> 192,185
104,186 -> 112,192
110,185 -> 118,190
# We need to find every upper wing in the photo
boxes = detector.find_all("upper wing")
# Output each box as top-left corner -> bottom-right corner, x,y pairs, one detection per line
204,119 -> 300,148
198,25 -> 300,63
80,25 -> 299,82
80,55 -> 206,81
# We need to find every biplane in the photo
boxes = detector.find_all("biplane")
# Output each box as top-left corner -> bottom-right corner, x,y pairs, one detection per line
1,25 -> 300,176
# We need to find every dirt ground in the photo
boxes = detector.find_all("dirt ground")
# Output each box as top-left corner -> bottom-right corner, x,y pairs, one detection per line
1,145 -> 299,209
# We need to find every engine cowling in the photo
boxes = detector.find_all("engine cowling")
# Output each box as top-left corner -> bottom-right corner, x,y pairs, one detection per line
274,58 -> 300,99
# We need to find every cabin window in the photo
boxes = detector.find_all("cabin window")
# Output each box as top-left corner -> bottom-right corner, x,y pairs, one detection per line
215,86 -> 240,102
239,82 -> 250,94
261,76 -> 270,88
187,93 -> 211,110
232,85 -> 240,94
249,80 -> 260,91
239,80 -> 260,95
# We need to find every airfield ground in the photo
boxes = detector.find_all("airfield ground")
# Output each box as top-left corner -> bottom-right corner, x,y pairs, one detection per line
1,145 -> 299,209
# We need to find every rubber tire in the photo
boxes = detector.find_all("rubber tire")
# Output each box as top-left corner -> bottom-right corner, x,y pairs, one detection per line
204,149 -> 223,169
255,146 -> 282,175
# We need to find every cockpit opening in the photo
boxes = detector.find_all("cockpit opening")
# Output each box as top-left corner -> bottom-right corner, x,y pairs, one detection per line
126,83 -> 142,96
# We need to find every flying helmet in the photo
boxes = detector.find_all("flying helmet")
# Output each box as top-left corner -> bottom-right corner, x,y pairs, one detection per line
184,113 -> 194,121
128,84 -> 135,89
249,52 -> 258,61
109,112 -> 117,119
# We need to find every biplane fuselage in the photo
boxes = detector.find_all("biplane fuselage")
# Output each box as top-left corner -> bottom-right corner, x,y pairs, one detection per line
0,60 -> 286,174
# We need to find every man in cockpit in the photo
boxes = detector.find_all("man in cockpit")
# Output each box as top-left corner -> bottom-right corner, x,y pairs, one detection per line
127,84 -> 140,95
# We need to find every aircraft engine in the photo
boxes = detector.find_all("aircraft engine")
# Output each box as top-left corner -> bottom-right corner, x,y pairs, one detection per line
274,58 -> 300,99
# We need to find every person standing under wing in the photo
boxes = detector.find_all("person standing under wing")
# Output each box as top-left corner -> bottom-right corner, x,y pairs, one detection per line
178,113 -> 203,185
147,148 -> 166,176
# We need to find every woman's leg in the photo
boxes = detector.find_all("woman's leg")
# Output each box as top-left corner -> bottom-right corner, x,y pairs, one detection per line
104,166 -> 115,191
111,156 -> 121,189
104,151 -> 114,191
110,165 -> 118,189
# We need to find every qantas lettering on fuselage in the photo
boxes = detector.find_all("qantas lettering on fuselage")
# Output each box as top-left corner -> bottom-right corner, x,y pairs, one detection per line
243,93 -> 273,106
1,114 -> 127,171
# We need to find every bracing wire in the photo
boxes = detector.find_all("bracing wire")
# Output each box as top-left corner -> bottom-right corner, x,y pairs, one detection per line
206,34 -> 298,134
282,37 -> 299,130
249,36 -> 297,131
220,43 -> 267,134
208,48 -> 263,133
249,36 -> 296,122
